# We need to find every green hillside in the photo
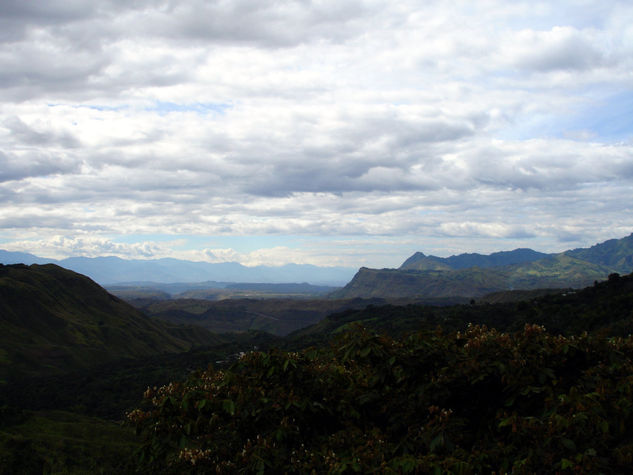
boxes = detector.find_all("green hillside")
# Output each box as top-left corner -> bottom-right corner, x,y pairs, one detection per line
400,248 -> 548,271
3,260 -> 633,472
507,253 -> 613,288
295,272 -> 633,343
334,234 -> 633,299
399,252 -> 453,270
0,263 -> 219,379
0,263 -> 280,473
330,266 -> 509,299
565,232 -> 633,271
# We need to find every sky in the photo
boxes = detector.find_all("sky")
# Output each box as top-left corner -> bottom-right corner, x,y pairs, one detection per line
1,0 -> 632,269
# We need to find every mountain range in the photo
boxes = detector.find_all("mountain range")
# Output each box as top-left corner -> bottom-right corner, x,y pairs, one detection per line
399,248 -> 550,270
332,233 -> 633,299
3,237 -> 633,473
0,251 -> 355,286
3,233 -> 633,302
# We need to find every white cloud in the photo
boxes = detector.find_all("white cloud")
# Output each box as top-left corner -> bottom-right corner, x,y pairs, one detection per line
0,1 -> 632,268
3,235 -> 165,260
509,26 -> 607,72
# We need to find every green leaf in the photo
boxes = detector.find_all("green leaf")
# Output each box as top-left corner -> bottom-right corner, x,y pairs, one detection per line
561,438 -> 576,451
498,417 -> 512,428
560,458 -> 574,469
274,428 -> 285,441
429,433 -> 444,453
222,399 -> 235,416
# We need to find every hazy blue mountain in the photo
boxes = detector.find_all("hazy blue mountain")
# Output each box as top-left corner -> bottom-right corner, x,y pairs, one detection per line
398,233 -> 633,274
0,250 -> 51,265
0,252 -> 356,286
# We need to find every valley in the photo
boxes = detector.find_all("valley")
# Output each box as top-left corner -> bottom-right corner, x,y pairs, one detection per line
1,233 -> 633,472
4,2 -> 631,472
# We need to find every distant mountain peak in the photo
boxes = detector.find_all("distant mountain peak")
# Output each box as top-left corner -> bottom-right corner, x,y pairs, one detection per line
339,234 -> 633,300
564,232 -> 633,272
399,247 -> 549,271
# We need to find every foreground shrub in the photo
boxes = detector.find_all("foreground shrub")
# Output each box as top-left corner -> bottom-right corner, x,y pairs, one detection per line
129,325 -> 633,473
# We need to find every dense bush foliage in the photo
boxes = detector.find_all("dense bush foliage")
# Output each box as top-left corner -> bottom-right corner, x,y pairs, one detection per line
130,324 -> 633,473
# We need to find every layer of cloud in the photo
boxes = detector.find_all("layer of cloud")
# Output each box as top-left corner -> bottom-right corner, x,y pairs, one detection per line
1,1 -> 632,267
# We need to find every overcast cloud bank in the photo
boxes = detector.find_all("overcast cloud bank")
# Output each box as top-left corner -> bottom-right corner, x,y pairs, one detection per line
1,1 -> 632,267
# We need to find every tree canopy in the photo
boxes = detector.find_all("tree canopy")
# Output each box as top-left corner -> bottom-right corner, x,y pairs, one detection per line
130,324 -> 633,473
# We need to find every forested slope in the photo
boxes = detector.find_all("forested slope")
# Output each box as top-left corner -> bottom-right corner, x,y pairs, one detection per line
0,264 -> 219,379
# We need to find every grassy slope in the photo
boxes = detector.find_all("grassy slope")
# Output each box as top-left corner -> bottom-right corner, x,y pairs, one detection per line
0,263 -> 286,473
0,264 -> 218,379
507,253 -> 613,288
0,410 -> 137,475
0,333 -> 283,474
399,248 -> 549,271
330,266 -> 510,299
564,232 -> 633,272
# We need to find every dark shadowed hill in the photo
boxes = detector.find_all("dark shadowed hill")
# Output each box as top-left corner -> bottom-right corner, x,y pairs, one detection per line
0,263 -> 220,379
297,272 -> 633,342
137,297 -> 400,336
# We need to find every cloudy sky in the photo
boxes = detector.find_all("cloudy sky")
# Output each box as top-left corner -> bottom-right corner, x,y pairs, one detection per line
1,0 -> 632,268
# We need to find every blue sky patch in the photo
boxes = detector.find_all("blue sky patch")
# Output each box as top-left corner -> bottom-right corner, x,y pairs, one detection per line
145,101 -> 232,116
